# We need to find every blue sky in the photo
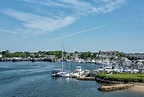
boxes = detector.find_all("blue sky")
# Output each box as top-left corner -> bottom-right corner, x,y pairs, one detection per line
0,0 -> 144,53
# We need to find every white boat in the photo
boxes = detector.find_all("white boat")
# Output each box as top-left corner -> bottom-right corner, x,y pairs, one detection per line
51,65 -> 71,78
123,67 -> 132,73
62,71 -> 71,78
71,66 -> 84,78
51,41 -> 71,78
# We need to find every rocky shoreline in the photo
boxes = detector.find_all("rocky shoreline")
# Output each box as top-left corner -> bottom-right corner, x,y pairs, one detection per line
95,77 -> 124,84
98,83 -> 144,92
96,77 -> 144,92
98,84 -> 135,91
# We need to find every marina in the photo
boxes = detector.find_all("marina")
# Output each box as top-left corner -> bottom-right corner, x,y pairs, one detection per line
0,61 -> 143,97
0,0 -> 143,97
51,58 -> 144,78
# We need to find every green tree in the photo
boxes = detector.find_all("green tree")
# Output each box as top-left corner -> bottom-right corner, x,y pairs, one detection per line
80,52 -> 92,59
2,50 -> 11,58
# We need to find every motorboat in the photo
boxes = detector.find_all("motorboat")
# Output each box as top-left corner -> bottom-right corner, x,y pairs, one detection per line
51,69 -> 62,77
71,66 -> 84,78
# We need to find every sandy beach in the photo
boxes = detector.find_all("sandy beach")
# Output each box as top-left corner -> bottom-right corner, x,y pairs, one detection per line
128,86 -> 144,93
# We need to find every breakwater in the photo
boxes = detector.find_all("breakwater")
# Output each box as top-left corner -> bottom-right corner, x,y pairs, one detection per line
98,84 -> 135,91
96,76 -> 144,91
98,83 -> 144,92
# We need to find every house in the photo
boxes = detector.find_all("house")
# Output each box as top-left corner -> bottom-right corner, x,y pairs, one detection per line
45,55 -> 56,62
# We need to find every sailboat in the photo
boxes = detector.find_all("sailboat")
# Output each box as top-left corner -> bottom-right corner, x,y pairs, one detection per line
60,41 -> 71,77
51,41 -> 71,78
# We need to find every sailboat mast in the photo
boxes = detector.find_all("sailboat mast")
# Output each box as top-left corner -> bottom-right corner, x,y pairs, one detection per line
61,40 -> 65,72
62,47 -> 64,72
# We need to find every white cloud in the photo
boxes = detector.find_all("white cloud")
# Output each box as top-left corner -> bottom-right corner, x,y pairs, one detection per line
1,9 -> 75,35
0,0 -> 126,36
23,0 -> 126,15
98,0 -> 126,13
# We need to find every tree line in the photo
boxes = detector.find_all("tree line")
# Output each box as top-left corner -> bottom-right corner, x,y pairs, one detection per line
0,50 -> 100,60
0,50 -> 143,60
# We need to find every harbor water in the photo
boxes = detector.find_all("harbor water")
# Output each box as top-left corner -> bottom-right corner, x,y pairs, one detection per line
0,62 -> 143,97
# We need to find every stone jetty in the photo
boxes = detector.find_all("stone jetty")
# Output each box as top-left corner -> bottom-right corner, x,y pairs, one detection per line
98,84 -> 135,91
98,83 -> 144,92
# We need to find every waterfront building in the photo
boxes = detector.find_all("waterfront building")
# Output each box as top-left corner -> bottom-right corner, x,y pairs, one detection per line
45,55 -> 56,62
98,50 -> 118,59
127,53 -> 144,60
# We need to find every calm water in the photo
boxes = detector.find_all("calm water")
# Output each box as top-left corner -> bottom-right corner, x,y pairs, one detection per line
0,62 -> 143,97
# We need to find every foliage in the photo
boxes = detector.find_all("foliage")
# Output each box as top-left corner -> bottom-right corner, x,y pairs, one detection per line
1,50 -> 143,61
80,51 -> 94,59
96,73 -> 144,83
1,50 -> 64,59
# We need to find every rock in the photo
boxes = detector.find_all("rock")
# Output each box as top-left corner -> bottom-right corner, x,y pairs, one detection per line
98,84 -> 135,92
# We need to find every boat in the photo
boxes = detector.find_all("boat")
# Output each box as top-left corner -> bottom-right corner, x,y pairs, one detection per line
60,70 -> 71,78
51,69 -> 62,77
71,66 -> 84,78
51,41 -> 71,78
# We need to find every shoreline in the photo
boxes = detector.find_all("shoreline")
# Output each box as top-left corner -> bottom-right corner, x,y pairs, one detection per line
128,86 -> 144,93
98,83 -> 144,92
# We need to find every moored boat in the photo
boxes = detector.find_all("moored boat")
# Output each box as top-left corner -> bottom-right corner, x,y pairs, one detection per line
51,69 -> 62,77
71,66 -> 84,78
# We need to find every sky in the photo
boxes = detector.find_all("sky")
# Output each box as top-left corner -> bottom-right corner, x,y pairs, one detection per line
0,0 -> 144,53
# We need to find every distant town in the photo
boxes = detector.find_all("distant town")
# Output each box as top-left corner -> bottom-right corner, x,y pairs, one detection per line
0,50 -> 144,63
1,50 -> 144,74
0,50 -> 144,82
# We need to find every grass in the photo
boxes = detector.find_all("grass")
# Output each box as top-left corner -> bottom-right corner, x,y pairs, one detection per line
109,74 -> 144,79
96,73 -> 144,83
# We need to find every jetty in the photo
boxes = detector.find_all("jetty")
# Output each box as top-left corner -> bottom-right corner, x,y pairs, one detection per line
98,84 -> 134,91
98,83 -> 144,91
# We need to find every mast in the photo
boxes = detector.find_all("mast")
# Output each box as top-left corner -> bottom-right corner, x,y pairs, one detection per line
62,47 -> 64,72
61,40 -> 65,72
